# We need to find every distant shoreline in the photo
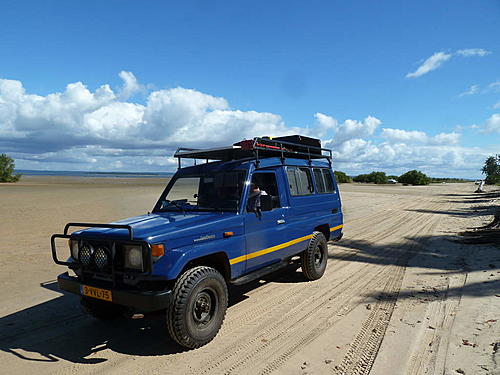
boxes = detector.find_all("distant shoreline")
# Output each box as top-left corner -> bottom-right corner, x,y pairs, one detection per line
15,170 -> 174,179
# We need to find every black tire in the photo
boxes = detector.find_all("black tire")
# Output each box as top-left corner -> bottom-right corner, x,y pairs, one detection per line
301,231 -> 328,280
81,296 -> 126,320
167,266 -> 228,349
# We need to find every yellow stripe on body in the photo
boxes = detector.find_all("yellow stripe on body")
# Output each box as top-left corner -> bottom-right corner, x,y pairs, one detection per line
229,224 -> 343,265
330,224 -> 343,232
229,234 -> 313,265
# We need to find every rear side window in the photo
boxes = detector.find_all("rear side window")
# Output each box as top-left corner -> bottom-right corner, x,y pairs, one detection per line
313,168 -> 335,194
323,169 -> 335,192
313,169 -> 326,193
286,167 -> 314,196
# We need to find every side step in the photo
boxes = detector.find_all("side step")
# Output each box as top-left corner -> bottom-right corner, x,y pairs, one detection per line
230,260 -> 293,286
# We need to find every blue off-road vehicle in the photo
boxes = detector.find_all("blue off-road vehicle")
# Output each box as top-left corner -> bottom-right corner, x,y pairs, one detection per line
51,135 -> 343,348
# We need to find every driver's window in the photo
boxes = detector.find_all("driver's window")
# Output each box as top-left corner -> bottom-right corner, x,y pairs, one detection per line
247,172 -> 281,212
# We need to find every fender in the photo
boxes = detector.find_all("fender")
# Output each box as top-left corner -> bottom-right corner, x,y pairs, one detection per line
153,233 -> 246,280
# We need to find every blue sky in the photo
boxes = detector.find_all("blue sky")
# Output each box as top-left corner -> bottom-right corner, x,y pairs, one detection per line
0,0 -> 499,177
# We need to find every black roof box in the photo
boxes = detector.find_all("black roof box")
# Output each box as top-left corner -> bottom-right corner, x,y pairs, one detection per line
271,135 -> 321,155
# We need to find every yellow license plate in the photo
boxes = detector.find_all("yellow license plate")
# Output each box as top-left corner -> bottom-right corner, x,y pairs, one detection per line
80,285 -> 112,302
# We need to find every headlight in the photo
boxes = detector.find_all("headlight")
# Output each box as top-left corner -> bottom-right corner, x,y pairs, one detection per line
94,246 -> 110,270
124,245 -> 143,269
79,242 -> 93,266
69,239 -> 79,260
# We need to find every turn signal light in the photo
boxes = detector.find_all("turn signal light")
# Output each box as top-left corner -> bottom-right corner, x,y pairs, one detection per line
223,232 -> 234,238
151,244 -> 165,257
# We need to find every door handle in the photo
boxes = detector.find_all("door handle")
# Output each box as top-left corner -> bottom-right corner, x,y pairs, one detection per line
277,219 -> 286,225
332,208 -> 338,214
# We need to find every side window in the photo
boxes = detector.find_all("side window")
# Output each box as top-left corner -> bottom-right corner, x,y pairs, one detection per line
313,168 -> 327,193
312,168 -> 335,194
286,168 -> 299,195
322,169 -> 335,193
247,172 -> 281,212
287,167 -> 314,196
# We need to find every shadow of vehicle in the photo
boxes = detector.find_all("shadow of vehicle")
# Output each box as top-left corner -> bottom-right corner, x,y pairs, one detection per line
0,264 -> 307,365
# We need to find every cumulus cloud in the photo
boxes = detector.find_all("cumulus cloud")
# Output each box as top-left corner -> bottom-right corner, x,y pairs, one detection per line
0,72 -> 491,177
381,128 -> 427,143
381,128 -> 460,145
313,112 -> 338,138
118,71 -> 145,99
329,116 -> 381,145
483,113 -> 500,133
406,48 -> 492,78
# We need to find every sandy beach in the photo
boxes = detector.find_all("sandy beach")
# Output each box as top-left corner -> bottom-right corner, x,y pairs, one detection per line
0,176 -> 499,374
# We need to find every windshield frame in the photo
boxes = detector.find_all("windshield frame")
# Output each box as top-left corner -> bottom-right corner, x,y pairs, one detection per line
153,169 -> 248,213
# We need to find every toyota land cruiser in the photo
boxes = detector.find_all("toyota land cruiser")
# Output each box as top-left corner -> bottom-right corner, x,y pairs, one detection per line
51,135 -> 343,348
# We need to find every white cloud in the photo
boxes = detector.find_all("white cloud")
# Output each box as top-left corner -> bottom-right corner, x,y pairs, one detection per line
0,72 -> 492,177
406,52 -> 452,78
313,112 -> 338,138
488,81 -> 500,92
118,71 -> 144,99
459,84 -> 479,97
381,128 -> 427,143
406,48 -> 492,78
381,128 -> 460,145
331,116 -> 381,145
483,113 -> 500,133
456,48 -> 491,57
432,132 -> 460,145
493,101 -> 500,109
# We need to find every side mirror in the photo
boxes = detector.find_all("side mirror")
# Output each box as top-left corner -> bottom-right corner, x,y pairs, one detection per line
260,195 -> 273,211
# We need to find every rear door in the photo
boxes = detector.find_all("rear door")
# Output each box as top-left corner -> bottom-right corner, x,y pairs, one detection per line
312,167 -> 342,234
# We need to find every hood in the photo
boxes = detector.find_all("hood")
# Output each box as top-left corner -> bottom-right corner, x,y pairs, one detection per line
75,211 -> 240,243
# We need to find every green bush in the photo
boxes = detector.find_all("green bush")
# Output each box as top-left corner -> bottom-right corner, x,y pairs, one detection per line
0,154 -> 21,183
482,155 -> 500,185
353,171 -> 388,184
398,170 -> 430,185
334,170 -> 352,183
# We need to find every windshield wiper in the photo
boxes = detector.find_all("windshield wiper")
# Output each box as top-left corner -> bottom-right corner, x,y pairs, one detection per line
161,199 -> 185,212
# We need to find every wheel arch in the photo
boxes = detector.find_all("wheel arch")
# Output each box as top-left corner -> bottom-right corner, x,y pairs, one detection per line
314,224 -> 330,241
179,252 -> 232,281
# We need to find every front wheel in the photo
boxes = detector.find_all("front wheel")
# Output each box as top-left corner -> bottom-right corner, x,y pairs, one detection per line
301,231 -> 328,280
167,266 -> 228,349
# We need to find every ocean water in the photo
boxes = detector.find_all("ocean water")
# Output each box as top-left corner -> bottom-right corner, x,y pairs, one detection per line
16,170 -> 174,178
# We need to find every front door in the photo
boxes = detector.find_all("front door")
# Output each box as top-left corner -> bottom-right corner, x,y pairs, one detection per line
244,170 -> 288,272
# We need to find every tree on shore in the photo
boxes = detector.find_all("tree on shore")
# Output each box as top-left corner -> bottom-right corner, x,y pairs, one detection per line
0,154 -> 21,183
398,170 -> 430,185
353,171 -> 388,184
334,170 -> 352,183
482,155 -> 500,185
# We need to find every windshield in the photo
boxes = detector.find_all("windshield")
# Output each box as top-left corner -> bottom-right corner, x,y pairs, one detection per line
156,170 -> 247,212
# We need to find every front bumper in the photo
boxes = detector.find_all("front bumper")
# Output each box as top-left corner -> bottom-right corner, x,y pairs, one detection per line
57,272 -> 172,312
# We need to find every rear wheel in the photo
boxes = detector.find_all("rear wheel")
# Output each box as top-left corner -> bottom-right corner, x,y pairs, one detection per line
301,231 -> 328,280
81,296 -> 126,320
167,266 -> 228,349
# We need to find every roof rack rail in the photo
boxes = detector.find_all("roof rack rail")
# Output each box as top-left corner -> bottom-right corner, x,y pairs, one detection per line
173,136 -> 332,168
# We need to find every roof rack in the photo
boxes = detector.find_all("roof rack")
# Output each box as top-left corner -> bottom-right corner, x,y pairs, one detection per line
173,136 -> 332,168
